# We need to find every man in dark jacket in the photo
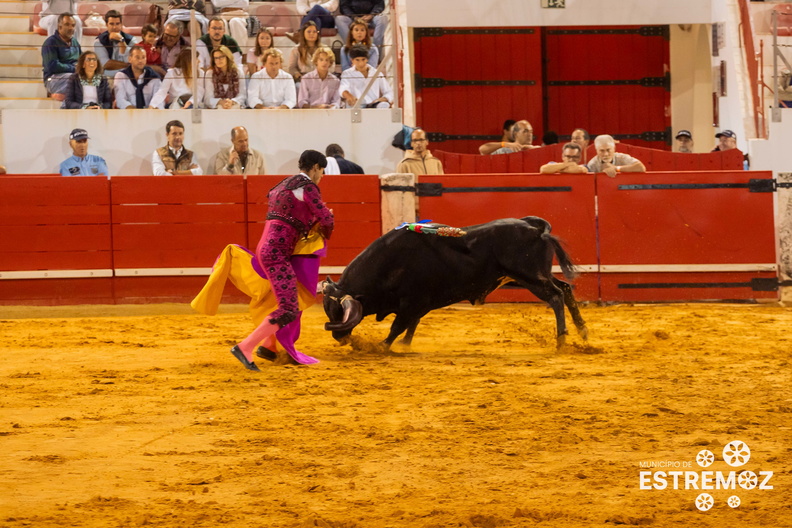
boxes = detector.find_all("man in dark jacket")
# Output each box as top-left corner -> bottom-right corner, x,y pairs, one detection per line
325,144 -> 364,174
41,14 -> 81,100
94,10 -> 139,76
336,0 -> 387,48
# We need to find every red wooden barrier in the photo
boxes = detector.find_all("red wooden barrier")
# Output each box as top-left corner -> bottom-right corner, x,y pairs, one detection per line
416,173 -> 599,302
246,175 -> 382,268
597,171 -> 777,301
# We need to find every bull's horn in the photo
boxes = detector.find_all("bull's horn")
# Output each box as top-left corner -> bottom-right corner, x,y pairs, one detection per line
324,295 -> 363,331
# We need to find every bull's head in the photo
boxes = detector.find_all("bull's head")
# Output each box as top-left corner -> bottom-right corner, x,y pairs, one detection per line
321,277 -> 363,343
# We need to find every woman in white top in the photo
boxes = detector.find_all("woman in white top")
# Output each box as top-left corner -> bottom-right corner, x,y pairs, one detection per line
203,45 -> 247,109
287,21 -> 319,83
246,28 -> 274,76
149,47 -> 197,109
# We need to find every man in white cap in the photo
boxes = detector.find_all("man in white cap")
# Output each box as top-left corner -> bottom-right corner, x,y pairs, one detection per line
59,129 -> 109,176
712,129 -> 737,152
675,130 -> 694,153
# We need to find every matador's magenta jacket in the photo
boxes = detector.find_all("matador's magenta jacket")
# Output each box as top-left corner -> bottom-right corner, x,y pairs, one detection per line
266,173 -> 334,240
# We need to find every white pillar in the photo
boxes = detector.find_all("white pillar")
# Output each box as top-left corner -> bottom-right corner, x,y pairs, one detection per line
379,173 -> 416,234
778,172 -> 792,302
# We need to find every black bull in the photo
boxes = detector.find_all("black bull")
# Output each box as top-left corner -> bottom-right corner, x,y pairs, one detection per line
322,216 -> 588,348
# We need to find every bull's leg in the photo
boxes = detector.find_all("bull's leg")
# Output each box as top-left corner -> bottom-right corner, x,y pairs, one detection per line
516,278 -> 568,348
400,319 -> 420,346
383,314 -> 419,350
552,278 -> 588,340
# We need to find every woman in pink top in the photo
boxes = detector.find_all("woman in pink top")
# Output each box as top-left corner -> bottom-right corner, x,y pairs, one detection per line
246,28 -> 274,76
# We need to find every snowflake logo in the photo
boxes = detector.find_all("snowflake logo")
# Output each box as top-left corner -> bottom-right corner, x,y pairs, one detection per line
727,495 -> 741,508
738,470 -> 758,490
723,441 -> 751,467
695,493 -> 714,511
696,449 -> 715,467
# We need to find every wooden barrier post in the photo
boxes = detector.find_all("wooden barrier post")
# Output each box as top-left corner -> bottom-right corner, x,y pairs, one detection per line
379,173 -> 416,234
778,172 -> 792,303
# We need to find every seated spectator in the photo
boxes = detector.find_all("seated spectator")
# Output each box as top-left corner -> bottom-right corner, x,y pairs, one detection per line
94,10 -> 139,76
156,22 -> 189,76
479,120 -> 537,155
246,28 -> 275,76
0,165 -> 5,175
501,119 -> 516,142
298,0 -> 338,32
152,120 -> 202,175
539,142 -> 588,174
288,21 -> 321,83
297,46 -> 341,108
712,130 -> 737,152
215,126 -> 266,175
542,130 -> 559,145
197,17 -> 243,70
586,134 -> 646,177
39,0 -> 82,42
114,45 -> 163,109
396,128 -> 443,175
675,130 -> 694,153
336,0 -> 387,48
165,0 -> 209,35
340,17 -> 379,71
570,128 -> 590,152
203,45 -> 247,109
326,143 -> 364,174
42,14 -> 81,100
340,44 -> 392,108
64,51 -> 113,109
149,48 -> 196,109
59,129 -> 108,177
139,25 -> 163,72
210,0 -> 250,49
247,48 -> 297,109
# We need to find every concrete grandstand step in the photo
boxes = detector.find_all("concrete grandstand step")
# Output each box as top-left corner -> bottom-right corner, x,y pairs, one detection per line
0,31 -> 45,45
0,79 -> 47,98
0,15 -> 30,32
0,63 -> 40,80
0,0 -> 32,15
0,97 -> 59,109
1,46 -> 41,65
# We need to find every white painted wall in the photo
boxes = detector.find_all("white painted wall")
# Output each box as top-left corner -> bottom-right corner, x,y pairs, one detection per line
403,0 -> 715,28
0,109 -> 403,176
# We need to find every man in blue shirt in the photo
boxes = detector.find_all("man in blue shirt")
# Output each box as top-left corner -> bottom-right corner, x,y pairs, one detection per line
41,14 -> 81,100
59,129 -> 109,177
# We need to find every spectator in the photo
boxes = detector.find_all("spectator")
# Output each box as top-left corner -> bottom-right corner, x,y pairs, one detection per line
197,17 -> 243,70
539,142 -> 588,174
712,130 -> 737,152
215,126 -> 266,175
149,47 -> 196,109
326,143 -> 364,174
479,120 -> 537,155
0,165 -> 6,175
42,14 -> 81,100
340,17 -> 379,71
165,0 -> 209,35
210,0 -> 250,49
297,0 -> 338,32
336,0 -> 387,49
94,10 -> 139,76
340,44 -> 392,108
501,119 -> 516,142
39,0 -> 82,42
139,25 -> 163,72
570,128 -> 590,152
156,22 -> 189,75
542,130 -> 559,146
297,46 -> 341,108
152,120 -> 202,175
247,48 -> 297,109
288,21 -> 320,83
675,130 -> 694,153
396,129 -> 443,175
586,134 -> 646,177
114,45 -> 163,109
203,45 -> 247,109
64,51 -> 113,109
246,28 -> 275,76
59,129 -> 108,177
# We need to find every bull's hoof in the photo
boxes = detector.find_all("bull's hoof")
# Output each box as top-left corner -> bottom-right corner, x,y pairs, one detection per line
577,326 -> 589,341
556,334 -> 567,349
336,335 -> 352,346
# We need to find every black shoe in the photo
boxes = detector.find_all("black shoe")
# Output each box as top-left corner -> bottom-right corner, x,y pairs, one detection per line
230,346 -> 261,372
255,346 -> 278,362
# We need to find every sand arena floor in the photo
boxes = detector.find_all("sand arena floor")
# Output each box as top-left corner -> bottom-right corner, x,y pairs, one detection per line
0,301 -> 791,528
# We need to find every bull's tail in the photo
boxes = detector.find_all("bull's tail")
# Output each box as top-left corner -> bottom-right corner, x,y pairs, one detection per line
521,216 -> 578,280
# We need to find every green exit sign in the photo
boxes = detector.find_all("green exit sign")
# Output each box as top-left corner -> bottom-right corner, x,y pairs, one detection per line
542,0 -> 566,7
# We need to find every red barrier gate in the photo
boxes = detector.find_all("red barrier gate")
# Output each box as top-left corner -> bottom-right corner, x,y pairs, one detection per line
597,171 -> 777,301
415,174 -> 599,301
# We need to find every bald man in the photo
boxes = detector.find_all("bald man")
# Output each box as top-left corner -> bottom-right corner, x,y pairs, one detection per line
214,126 -> 267,175
479,120 -> 539,155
